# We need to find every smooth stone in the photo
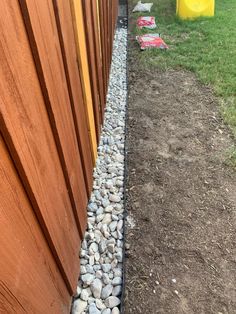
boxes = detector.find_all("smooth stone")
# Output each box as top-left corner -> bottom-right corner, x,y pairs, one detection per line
80,288 -> 91,301
109,195 -> 121,203
107,243 -> 115,253
102,273 -> 111,285
82,240 -> 88,250
88,303 -> 101,314
80,258 -> 88,266
89,255 -> 95,266
88,203 -> 98,212
102,199 -> 110,208
88,297 -> 96,305
111,307 -> 120,314
96,270 -> 103,279
96,207 -> 104,215
102,214 -> 112,224
91,279 -> 103,299
81,274 -> 95,285
102,264 -> 111,273
96,214 -> 104,223
111,259 -> 118,269
95,252 -> 100,262
112,277 -> 122,286
72,299 -> 87,314
115,252 -> 122,263
113,268 -> 122,278
89,243 -> 99,254
93,265 -> 101,271
111,215 -> 119,221
99,241 -> 106,254
112,285 -> 122,297
80,266 -> 87,275
107,238 -> 116,245
88,217 -> 96,224
108,273 -> 114,279
117,220 -> 123,231
75,285 -> 82,298
101,284 -> 113,300
86,265 -> 94,274
104,296 -> 121,308
96,299 -> 106,310
115,154 -> 124,162
109,221 -> 117,232
105,205 -> 113,213
115,180 -> 123,187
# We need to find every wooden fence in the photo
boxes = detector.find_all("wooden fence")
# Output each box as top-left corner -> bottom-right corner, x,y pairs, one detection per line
0,0 -> 118,312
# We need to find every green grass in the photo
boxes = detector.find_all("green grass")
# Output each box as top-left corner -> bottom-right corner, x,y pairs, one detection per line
130,0 -> 236,137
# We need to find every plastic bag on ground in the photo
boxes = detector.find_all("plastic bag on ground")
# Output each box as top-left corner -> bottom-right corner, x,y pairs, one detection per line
136,34 -> 169,50
137,16 -> 157,29
133,1 -> 153,13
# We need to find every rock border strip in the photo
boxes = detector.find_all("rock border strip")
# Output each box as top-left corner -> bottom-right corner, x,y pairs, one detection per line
72,26 -> 127,314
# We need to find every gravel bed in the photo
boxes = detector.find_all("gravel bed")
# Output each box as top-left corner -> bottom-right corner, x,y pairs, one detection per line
72,26 -> 127,314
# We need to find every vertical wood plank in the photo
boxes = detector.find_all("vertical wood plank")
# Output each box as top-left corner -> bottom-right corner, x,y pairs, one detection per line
0,136 -> 70,314
71,0 -> 98,155
52,0 -> 94,194
19,0 -> 88,236
0,0 -> 80,292
98,0 -> 108,97
82,0 -> 102,130
91,0 -> 106,115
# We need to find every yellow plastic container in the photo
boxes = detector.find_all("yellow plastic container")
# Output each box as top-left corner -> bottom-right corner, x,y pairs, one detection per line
176,0 -> 215,19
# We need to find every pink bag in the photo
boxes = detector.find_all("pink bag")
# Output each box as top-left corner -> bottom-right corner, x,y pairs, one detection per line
137,16 -> 157,29
136,34 -> 169,50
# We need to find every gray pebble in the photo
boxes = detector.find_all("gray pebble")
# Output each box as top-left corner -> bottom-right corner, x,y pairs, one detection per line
88,303 -> 101,314
104,296 -> 121,308
101,284 -> 113,299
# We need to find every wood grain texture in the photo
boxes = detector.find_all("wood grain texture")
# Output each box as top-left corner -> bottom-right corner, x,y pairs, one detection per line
0,0 -> 80,293
71,0 -> 98,155
53,0 -> 94,195
91,0 -> 105,116
0,136 -> 70,313
19,0 -> 88,237
82,0 -> 102,133
98,0 -> 108,97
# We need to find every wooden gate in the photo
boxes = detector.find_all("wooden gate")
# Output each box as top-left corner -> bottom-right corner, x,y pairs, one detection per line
0,0 -> 118,312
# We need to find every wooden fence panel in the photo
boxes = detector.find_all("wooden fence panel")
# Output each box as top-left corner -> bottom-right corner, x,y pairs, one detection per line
19,0 -> 88,237
82,0 -> 102,131
98,0 -> 108,99
0,0 -> 80,293
91,0 -> 106,116
0,0 -> 118,311
52,0 -> 94,194
71,0 -> 99,153
0,136 -> 70,313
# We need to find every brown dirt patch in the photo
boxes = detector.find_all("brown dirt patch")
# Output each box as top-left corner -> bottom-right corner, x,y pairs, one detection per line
124,66 -> 236,314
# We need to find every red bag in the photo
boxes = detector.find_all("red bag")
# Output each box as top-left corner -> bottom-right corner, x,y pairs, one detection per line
137,16 -> 157,29
136,34 -> 169,50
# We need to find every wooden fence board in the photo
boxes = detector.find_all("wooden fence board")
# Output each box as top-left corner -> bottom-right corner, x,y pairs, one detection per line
0,0 -> 119,311
0,136 -> 70,313
52,0 -> 94,194
98,0 -> 107,96
82,0 -> 102,130
91,0 -> 106,115
19,0 -> 88,237
71,0 -> 98,153
0,0 -> 80,293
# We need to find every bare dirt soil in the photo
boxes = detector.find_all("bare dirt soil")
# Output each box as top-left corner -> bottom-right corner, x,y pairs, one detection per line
124,63 -> 236,313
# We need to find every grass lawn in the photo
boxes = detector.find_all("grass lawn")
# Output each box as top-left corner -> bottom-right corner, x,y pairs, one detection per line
130,0 -> 236,139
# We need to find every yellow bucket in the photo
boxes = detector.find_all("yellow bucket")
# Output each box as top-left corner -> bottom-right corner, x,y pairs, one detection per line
176,0 -> 215,19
